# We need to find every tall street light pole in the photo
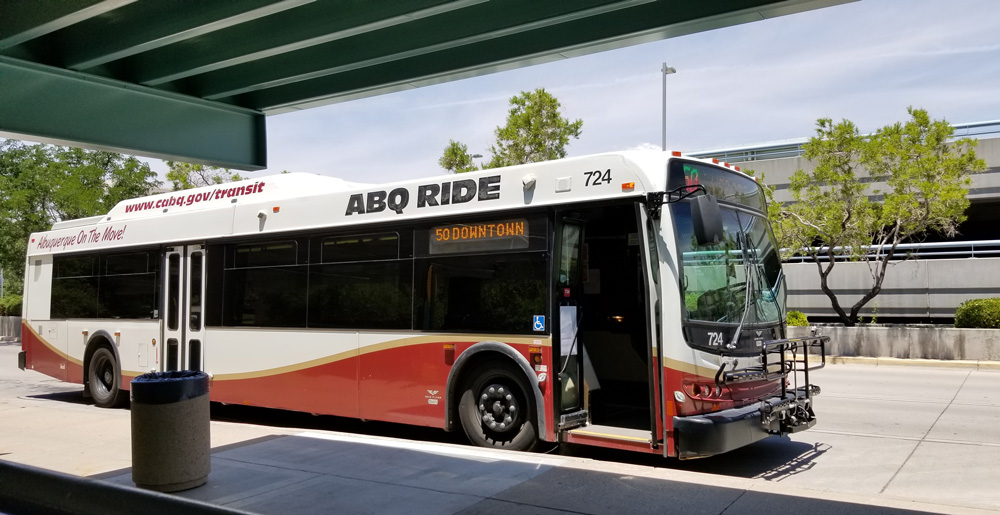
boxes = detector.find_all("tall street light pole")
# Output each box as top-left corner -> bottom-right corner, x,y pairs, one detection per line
661,63 -> 676,151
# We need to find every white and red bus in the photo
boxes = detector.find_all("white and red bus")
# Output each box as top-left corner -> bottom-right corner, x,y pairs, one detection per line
18,151 -> 825,458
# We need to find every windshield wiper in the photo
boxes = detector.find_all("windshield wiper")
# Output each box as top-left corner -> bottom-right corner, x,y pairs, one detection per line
726,231 -> 754,351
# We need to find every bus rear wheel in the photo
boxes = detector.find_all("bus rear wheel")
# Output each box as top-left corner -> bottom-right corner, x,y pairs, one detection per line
459,363 -> 538,452
88,347 -> 123,408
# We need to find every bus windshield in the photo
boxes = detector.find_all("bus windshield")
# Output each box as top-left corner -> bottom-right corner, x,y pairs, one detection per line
673,203 -> 784,326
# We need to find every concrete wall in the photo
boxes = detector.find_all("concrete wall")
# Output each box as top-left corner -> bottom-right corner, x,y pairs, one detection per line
0,316 -> 21,339
785,258 -> 1000,320
737,137 -> 1000,204
788,325 -> 1000,361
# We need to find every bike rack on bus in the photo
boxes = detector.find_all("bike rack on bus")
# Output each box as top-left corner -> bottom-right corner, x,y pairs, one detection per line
717,335 -> 828,433
721,336 -> 827,383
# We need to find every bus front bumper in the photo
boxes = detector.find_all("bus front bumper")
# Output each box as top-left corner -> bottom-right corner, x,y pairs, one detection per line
18,350 -> 26,371
673,393 -> 816,459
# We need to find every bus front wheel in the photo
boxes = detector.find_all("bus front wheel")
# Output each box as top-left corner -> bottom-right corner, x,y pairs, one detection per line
459,363 -> 538,452
88,347 -> 123,408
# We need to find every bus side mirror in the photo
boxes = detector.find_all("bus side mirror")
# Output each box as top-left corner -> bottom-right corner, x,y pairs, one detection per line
691,194 -> 723,246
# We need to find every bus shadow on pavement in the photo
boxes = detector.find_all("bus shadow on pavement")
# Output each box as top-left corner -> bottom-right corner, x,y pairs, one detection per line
560,434 -> 829,481
753,441 -> 832,481
673,436 -> 831,480
207,402 -> 470,446
23,390 -> 100,406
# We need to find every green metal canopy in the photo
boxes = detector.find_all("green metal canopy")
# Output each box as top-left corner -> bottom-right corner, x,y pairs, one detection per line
0,0 -> 850,170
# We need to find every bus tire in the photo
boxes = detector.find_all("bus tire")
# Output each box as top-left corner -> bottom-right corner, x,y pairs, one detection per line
458,362 -> 538,452
88,347 -> 123,408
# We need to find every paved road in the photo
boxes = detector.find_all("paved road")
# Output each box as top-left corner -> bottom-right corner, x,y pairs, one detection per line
671,364 -> 1000,511
2,341 -> 998,513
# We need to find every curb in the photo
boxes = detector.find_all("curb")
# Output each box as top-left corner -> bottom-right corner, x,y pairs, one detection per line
828,355 -> 1000,370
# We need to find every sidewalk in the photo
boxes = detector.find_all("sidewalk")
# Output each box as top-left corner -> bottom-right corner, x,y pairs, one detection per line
89,430 -> 990,515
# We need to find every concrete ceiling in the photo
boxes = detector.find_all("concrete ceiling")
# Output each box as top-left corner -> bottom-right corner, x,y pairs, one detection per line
0,0 -> 850,170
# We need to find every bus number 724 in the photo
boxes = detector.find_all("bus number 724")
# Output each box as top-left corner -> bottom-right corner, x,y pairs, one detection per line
584,169 -> 611,186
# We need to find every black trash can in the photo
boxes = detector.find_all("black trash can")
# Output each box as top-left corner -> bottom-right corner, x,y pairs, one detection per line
130,370 -> 211,492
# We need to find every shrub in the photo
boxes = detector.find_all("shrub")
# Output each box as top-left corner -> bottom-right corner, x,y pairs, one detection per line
955,298 -> 1000,328
787,310 -> 808,326
0,295 -> 22,316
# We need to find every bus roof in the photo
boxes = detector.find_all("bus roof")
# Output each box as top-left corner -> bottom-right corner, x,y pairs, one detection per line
26,151 -> 742,256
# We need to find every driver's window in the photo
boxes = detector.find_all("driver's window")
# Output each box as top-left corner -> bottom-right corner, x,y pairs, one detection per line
675,205 -> 743,322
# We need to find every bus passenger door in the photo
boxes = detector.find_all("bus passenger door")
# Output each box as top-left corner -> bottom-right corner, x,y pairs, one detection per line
555,219 -> 586,426
162,245 -> 206,372
636,205 -> 665,449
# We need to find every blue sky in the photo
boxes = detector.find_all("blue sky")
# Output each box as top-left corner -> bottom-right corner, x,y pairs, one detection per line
169,0 -> 1000,183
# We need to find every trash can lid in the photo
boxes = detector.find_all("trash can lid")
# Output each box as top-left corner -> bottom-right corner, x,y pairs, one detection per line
131,370 -> 209,404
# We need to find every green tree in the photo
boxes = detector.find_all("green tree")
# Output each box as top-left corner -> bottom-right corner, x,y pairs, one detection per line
439,88 -> 582,173
0,141 -> 160,302
438,140 -> 479,174
771,108 -> 986,326
165,161 -> 244,190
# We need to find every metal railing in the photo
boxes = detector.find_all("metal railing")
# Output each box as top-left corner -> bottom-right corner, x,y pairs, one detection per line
690,120 -> 1000,163
782,239 -> 1000,262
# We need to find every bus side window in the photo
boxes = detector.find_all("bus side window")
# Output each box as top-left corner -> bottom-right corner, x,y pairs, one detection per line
415,253 -> 546,334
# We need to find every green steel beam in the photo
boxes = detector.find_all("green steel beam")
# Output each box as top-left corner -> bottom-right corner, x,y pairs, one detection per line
188,0 -> 848,113
202,0 -> 654,101
127,0 -> 481,86
0,57 -> 266,171
225,0 -> 820,112
0,0 -> 134,50
63,0 -> 315,70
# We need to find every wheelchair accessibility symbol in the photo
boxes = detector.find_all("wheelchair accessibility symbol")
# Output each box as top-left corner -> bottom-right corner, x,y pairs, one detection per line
532,315 -> 545,332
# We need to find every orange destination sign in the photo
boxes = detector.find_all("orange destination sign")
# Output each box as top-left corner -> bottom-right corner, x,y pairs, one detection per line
429,219 -> 529,254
